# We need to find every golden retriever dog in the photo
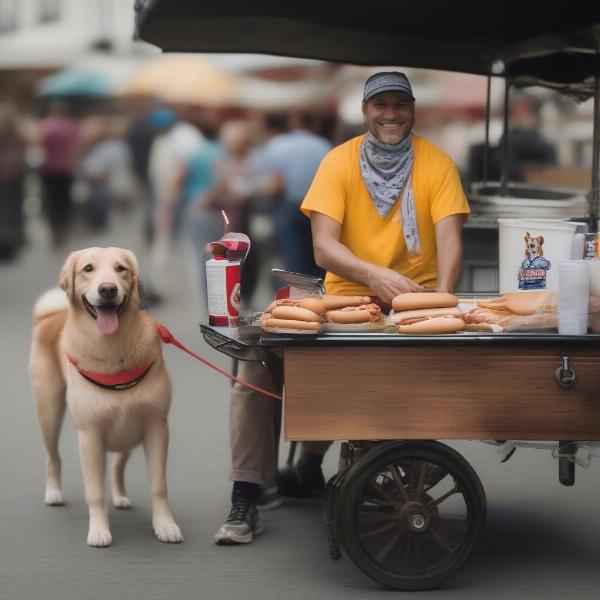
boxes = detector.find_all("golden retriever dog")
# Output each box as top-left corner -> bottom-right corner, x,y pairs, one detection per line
29,247 -> 182,547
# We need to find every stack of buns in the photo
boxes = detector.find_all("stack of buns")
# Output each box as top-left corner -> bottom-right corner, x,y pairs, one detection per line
390,292 -> 465,334
260,295 -> 386,333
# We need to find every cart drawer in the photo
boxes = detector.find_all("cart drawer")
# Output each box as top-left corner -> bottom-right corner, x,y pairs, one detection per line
283,346 -> 600,441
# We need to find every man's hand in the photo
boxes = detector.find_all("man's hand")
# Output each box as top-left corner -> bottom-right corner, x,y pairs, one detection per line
366,265 -> 426,303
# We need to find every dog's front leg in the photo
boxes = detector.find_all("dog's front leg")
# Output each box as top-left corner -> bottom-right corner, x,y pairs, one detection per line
78,429 -> 112,547
143,418 -> 183,543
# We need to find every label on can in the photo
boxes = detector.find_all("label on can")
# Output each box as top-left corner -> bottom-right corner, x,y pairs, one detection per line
206,259 -> 241,327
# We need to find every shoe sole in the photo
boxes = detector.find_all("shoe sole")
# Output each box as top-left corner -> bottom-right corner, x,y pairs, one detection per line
214,519 -> 264,545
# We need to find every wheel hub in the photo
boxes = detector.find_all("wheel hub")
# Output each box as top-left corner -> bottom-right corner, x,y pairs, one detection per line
400,501 -> 431,533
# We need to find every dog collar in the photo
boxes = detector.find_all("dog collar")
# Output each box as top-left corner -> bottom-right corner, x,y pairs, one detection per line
67,356 -> 154,391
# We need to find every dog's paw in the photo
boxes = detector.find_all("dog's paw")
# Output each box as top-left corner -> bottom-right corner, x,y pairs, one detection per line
87,528 -> 112,548
45,488 -> 65,506
154,521 -> 183,543
112,495 -> 132,509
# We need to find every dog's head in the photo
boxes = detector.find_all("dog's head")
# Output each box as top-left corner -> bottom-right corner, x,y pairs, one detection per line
59,247 -> 141,335
524,232 -> 544,258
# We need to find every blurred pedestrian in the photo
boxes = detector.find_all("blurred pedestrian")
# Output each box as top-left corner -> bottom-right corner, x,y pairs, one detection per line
0,103 -> 27,259
77,116 -> 131,231
147,110 -> 204,301
38,101 -> 79,247
201,120 -> 266,305
258,112 -> 331,278
127,108 -> 164,243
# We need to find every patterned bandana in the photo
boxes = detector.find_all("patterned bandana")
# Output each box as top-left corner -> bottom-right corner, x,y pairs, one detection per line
359,132 -> 422,259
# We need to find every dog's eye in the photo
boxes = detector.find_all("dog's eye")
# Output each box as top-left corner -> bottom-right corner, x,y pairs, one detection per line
83,264 -> 94,273
115,265 -> 127,273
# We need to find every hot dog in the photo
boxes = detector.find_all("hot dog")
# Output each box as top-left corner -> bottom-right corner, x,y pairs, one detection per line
325,303 -> 382,324
264,294 -> 371,318
393,307 -> 464,334
261,316 -> 321,331
391,306 -> 463,325
264,297 -> 323,314
392,292 -> 458,312
270,305 -> 321,322
396,315 -> 465,335
322,295 -> 371,311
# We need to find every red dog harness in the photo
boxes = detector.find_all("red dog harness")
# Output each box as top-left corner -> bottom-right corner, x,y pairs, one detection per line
66,355 -> 154,391
66,323 -> 283,400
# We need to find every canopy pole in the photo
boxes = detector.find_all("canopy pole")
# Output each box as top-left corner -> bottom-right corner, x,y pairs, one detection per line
500,77 -> 510,196
483,74 -> 492,186
590,74 -> 600,234
589,26 -> 600,233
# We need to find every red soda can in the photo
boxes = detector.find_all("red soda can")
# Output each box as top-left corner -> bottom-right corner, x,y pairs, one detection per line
206,258 -> 241,327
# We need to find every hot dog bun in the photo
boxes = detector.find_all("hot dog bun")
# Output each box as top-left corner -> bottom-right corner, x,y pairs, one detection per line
391,306 -> 463,325
396,316 -> 465,335
262,317 -> 321,331
265,297 -> 325,314
270,305 -> 321,322
392,292 -> 458,312
322,295 -> 371,311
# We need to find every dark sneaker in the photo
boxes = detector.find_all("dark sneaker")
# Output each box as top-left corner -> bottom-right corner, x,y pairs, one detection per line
214,498 -> 263,545
276,464 -> 325,499
256,486 -> 283,511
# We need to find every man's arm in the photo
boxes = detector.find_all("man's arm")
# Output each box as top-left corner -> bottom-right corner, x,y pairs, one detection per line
311,211 -> 425,303
434,214 -> 466,293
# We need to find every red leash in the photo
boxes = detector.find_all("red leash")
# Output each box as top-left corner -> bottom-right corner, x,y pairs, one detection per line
156,323 -> 283,401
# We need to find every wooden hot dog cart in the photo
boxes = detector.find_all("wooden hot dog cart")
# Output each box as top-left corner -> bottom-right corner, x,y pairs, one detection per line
202,322 -> 600,590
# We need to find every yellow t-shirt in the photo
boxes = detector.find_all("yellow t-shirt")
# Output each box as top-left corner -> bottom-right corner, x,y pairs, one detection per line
300,134 -> 470,296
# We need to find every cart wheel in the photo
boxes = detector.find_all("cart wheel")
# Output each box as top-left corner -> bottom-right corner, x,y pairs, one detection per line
336,441 -> 486,591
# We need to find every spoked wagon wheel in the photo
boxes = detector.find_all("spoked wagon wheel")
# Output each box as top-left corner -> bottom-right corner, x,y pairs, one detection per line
337,441 -> 486,591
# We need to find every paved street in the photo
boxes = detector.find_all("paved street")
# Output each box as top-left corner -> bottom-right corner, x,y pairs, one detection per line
2,207 -> 600,600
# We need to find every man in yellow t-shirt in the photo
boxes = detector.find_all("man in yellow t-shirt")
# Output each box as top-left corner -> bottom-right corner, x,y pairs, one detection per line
214,72 -> 470,546
302,71 -> 470,303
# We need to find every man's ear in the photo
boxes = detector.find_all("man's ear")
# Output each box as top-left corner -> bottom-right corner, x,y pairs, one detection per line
59,252 -> 78,302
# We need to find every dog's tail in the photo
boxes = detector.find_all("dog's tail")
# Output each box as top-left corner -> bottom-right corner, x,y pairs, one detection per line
33,288 -> 68,323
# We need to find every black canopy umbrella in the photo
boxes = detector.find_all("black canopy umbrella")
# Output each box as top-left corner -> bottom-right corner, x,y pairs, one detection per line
136,1 -> 600,82
136,0 -> 600,225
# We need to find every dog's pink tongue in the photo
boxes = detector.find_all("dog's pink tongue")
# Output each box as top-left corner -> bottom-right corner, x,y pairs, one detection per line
96,308 -> 119,335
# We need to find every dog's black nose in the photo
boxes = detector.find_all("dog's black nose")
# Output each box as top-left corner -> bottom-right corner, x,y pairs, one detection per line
98,283 -> 118,299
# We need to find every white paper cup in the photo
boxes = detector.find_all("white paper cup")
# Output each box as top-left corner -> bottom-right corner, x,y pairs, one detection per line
558,261 -> 590,335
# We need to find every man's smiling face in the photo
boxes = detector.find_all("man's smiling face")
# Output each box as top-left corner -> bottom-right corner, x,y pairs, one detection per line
362,91 -> 415,145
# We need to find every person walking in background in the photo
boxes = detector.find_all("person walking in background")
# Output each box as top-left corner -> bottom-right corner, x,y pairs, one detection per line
258,112 -> 331,279
201,120 -> 266,306
0,103 -> 27,259
147,109 -> 204,302
127,108 -> 165,244
38,101 -> 79,248
77,116 -> 132,232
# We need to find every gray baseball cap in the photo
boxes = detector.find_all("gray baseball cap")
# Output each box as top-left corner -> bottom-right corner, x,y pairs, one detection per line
362,71 -> 415,102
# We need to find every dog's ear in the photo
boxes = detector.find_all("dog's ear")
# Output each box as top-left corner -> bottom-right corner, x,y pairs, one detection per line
538,235 -> 544,245
120,249 -> 141,303
524,232 -> 531,242
59,252 -> 78,302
